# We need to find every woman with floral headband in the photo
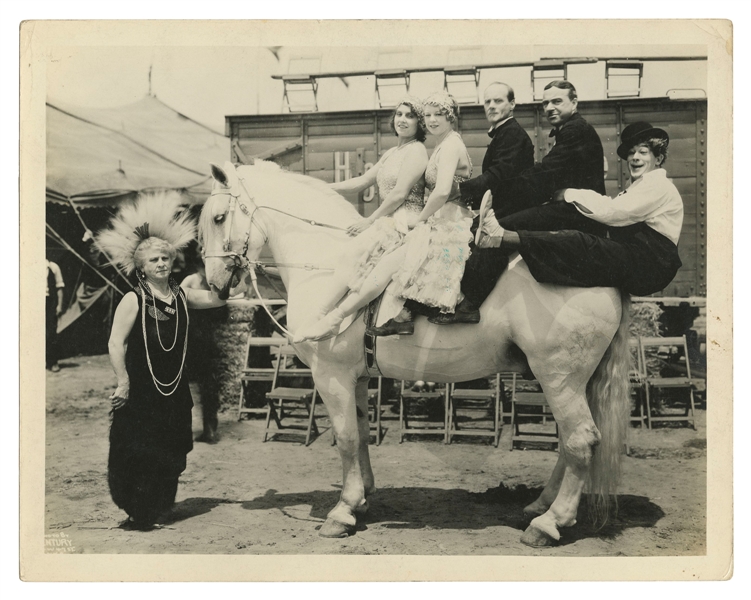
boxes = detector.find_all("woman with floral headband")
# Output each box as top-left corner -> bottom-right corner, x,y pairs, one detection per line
294,92 -> 472,342
293,96 -> 428,341
96,192 -> 226,530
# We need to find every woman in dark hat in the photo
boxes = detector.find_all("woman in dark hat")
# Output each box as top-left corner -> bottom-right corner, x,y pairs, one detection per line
448,122 -> 683,311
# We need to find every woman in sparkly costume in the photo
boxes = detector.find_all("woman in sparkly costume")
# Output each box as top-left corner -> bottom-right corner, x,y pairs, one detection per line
97,192 -> 226,530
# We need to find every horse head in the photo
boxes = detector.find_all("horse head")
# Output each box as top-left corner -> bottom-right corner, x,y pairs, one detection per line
200,161 -> 266,300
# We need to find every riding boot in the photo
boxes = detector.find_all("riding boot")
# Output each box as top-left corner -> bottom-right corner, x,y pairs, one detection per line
366,307 -> 414,337
428,298 -> 481,325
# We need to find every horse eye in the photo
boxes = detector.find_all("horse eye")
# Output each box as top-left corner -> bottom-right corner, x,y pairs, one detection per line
214,214 -> 225,224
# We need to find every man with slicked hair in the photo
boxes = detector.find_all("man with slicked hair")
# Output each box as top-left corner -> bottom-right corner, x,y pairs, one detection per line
459,82 -> 534,208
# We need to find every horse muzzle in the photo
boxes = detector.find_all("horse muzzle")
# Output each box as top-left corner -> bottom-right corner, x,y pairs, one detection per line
218,266 -> 247,300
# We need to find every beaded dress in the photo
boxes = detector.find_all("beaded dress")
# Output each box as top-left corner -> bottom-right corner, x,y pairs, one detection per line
347,143 -> 426,292
391,131 -> 474,312
108,281 -> 193,527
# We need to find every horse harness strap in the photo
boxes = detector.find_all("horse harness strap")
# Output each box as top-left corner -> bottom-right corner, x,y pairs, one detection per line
258,205 -> 349,232
363,295 -> 383,378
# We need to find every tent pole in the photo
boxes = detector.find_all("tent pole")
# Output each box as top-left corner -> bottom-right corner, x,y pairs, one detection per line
45,225 -> 125,295
61,193 -> 131,288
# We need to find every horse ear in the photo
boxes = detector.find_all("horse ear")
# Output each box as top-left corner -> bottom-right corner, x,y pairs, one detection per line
210,163 -> 229,186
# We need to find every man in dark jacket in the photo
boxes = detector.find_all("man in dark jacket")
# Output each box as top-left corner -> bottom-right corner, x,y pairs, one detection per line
460,82 -> 535,208
432,80 -> 607,325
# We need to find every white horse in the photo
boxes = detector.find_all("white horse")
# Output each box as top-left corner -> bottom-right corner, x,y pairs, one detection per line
200,161 -> 631,547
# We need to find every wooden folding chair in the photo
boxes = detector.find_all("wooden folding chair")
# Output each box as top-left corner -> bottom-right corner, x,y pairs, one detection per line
237,336 -> 287,420
398,381 -> 449,443
639,336 -> 700,430
264,342 -> 320,445
509,375 -> 559,451
498,372 -> 518,424
447,375 -> 502,447
629,337 -> 648,428
369,376 -> 384,446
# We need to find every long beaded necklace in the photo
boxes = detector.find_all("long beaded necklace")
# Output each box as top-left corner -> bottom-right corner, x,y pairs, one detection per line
148,284 -> 178,352
139,281 -> 189,396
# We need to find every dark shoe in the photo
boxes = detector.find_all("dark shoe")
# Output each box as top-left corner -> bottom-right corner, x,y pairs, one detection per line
428,301 -> 481,325
366,318 -> 414,337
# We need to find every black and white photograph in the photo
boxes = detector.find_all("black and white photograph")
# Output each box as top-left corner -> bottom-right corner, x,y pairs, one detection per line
18,17 -> 733,582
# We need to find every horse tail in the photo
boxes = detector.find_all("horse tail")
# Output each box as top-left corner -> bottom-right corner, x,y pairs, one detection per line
585,294 -> 632,527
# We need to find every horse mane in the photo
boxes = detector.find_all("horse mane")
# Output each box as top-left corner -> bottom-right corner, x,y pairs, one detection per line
242,162 -> 363,228
199,161 -> 363,244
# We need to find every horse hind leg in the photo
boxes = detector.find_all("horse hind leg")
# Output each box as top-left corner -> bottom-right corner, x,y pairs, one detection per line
519,358 -> 602,546
523,452 -> 566,519
521,414 -> 601,547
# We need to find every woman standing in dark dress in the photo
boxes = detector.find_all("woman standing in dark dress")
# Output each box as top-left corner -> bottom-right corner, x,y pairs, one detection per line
97,193 -> 226,530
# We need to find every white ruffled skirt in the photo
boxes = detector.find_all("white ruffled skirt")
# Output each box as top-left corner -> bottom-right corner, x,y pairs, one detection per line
391,203 -> 473,313
347,208 -> 415,293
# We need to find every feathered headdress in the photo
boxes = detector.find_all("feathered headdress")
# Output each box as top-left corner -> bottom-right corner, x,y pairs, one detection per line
95,191 -> 196,275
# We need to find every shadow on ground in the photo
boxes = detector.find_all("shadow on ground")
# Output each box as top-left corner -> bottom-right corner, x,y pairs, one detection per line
152,483 -> 673,544
164,497 -> 238,524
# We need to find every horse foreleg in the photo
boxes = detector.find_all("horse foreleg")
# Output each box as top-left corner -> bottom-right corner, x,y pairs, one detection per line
354,377 -> 376,514
316,373 -> 367,538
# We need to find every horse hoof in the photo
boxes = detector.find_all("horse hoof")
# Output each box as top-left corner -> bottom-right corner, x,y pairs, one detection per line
319,518 -> 355,538
520,525 -> 558,547
522,502 -> 548,519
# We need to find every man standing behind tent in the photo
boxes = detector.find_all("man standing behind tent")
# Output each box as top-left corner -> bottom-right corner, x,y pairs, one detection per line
46,259 -> 65,372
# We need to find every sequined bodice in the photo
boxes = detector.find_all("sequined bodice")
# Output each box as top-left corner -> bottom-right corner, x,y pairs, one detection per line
425,131 -> 472,203
376,143 -> 426,213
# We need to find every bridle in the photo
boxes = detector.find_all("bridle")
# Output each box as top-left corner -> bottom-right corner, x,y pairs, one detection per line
201,176 -> 257,270
202,172 -> 347,338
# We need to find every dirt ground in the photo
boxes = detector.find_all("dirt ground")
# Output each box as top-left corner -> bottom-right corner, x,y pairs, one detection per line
44,355 -> 706,557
